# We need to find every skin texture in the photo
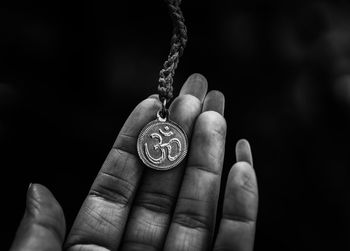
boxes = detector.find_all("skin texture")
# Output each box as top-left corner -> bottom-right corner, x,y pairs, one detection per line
10,73 -> 258,251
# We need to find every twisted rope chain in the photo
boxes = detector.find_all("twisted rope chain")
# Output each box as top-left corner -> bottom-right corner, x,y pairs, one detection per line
158,0 -> 187,110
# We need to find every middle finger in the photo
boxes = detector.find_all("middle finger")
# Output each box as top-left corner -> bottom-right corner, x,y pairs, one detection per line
120,74 -> 208,250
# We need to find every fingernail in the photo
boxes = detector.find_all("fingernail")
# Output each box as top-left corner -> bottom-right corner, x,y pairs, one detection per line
202,90 -> 225,115
235,139 -> 253,166
179,73 -> 208,102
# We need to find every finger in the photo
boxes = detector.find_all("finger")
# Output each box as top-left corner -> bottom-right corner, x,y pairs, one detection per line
10,184 -> 66,251
65,97 -> 161,251
120,73 -> 208,250
164,108 -> 227,250
202,90 -> 225,115
214,141 -> 258,251
179,73 -> 208,101
236,139 -> 253,166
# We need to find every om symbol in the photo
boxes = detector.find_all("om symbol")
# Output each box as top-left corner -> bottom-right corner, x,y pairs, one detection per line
144,126 -> 182,165
137,119 -> 188,170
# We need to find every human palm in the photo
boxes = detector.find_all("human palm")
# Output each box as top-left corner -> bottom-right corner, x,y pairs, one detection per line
10,73 -> 258,251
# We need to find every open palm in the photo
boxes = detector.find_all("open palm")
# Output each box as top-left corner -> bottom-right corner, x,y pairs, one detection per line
10,73 -> 258,251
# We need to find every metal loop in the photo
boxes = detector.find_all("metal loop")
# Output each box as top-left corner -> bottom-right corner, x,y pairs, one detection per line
157,110 -> 168,122
156,98 -> 168,121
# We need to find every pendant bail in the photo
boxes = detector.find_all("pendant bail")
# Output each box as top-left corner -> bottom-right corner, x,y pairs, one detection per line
159,98 -> 168,121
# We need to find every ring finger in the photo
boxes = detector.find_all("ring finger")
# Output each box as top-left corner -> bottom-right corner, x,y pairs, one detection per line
164,90 -> 226,250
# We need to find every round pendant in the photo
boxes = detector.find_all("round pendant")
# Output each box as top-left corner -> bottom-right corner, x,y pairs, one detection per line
137,116 -> 188,170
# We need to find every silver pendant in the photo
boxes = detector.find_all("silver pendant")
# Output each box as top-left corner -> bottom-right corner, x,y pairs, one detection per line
137,111 -> 188,170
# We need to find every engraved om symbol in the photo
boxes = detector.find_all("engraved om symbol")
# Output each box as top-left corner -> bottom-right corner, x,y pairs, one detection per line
144,126 -> 182,164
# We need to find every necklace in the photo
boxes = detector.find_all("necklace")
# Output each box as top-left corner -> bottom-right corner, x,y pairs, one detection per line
137,0 -> 188,170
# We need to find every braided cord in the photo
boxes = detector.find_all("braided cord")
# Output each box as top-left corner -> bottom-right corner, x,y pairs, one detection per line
158,0 -> 187,106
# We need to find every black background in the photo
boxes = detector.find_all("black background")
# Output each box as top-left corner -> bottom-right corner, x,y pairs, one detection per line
1,0 -> 350,250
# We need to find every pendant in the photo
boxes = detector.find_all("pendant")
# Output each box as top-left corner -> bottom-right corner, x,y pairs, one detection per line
137,111 -> 188,170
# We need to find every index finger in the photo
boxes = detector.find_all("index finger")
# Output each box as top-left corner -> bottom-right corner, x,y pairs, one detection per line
65,96 -> 161,251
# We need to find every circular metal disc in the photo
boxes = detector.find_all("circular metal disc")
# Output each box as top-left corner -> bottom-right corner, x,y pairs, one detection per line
137,119 -> 188,170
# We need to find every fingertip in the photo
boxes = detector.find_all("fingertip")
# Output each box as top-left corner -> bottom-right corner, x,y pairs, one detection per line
179,73 -> 208,102
27,183 -> 56,210
11,184 -> 67,251
143,94 -> 162,108
202,90 -> 225,115
26,183 -> 66,239
26,183 -> 45,211
235,139 -> 253,166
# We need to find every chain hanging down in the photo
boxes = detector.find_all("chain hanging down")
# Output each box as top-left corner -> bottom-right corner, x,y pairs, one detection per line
158,0 -> 188,118
137,0 -> 189,171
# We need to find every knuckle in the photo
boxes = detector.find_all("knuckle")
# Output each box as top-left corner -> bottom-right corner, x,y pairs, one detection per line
173,211 -> 211,231
89,187 -> 129,206
114,134 -> 137,155
89,171 -> 135,206
134,190 -> 176,215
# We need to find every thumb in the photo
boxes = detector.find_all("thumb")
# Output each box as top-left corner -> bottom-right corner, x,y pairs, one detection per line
10,184 -> 66,251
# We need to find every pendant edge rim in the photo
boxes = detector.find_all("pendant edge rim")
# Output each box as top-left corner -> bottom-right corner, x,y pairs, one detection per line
137,119 -> 188,171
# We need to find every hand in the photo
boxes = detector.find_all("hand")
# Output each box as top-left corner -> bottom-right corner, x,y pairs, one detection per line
10,73 -> 258,251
